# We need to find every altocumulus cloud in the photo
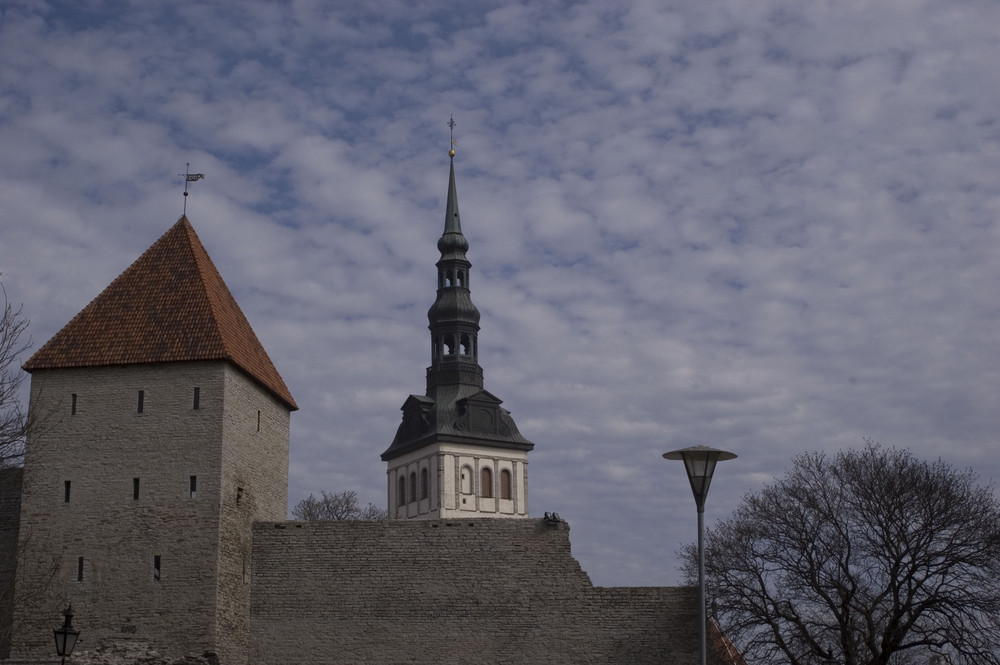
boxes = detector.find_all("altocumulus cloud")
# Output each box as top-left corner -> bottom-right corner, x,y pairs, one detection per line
1,0 -> 998,584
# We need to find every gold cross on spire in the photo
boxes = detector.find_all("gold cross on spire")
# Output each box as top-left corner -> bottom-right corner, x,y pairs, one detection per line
447,116 -> 456,159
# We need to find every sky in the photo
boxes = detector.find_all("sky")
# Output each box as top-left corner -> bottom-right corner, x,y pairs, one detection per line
1,0 -> 998,587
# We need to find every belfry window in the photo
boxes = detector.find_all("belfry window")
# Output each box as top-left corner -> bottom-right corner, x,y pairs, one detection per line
481,467 -> 493,498
500,469 -> 512,500
397,476 -> 406,506
420,468 -> 429,500
460,334 -> 471,356
409,472 -> 417,503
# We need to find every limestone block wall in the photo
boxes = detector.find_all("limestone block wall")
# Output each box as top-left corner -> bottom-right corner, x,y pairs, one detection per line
0,467 -> 23,658
250,518 -> 702,664
214,364 -> 289,665
11,363 -> 229,660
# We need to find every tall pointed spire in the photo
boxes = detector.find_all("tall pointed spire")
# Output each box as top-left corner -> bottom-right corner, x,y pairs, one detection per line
382,149 -> 533,517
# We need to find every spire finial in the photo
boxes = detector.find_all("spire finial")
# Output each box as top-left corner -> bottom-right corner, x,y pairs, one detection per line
447,116 -> 456,160
179,163 -> 205,215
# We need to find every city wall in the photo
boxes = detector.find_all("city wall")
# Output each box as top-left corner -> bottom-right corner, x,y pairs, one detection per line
250,518 -> 701,665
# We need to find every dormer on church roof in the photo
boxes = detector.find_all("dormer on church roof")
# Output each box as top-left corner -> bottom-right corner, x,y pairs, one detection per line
23,216 -> 297,410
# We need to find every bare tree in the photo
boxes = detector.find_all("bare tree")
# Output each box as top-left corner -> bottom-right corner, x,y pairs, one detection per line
292,489 -> 387,521
0,283 -> 29,470
0,281 -> 30,657
697,441 -> 1000,665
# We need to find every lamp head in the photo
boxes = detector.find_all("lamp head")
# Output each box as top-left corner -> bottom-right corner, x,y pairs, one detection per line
663,445 -> 737,510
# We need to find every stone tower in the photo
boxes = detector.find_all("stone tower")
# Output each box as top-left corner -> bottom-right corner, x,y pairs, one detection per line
11,217 -> 296,665
382,154 -> 534,518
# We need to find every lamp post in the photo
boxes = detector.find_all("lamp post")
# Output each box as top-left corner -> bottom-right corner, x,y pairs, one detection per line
664,445 -> 737,665
53,605 -> 79,665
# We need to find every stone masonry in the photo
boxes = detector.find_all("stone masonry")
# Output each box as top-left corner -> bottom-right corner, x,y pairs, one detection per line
10,362 -> 289,665
250,518 -> 703,665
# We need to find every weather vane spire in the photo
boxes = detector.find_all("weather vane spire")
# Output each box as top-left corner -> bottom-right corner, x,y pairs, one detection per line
447,116 -> 456,160
179,163 -> 205,216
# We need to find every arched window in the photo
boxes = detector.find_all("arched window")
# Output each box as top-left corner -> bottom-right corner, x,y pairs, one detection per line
481,467 -> 493,498
445,270 -> 454,287
460,334 -> 471,356
500,469 -> 512,500
420,468 -> 429,500
460,466 -> 473,494
397,476 -> 406,506
444,335 -> 455,356
409,472 -> 417,503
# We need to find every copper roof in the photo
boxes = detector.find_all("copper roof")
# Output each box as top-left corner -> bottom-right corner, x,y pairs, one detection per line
24,216 -> 297,410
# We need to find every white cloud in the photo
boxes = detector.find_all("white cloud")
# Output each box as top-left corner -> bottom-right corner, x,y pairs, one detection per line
1,0 -> 998,586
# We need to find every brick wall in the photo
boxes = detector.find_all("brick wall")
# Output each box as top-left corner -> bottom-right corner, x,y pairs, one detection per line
250,518 -> 702,664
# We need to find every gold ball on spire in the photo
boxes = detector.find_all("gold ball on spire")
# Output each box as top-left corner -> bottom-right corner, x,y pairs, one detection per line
449,148 -> 455,158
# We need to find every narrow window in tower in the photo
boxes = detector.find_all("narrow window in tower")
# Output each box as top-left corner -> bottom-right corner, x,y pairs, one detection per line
153,555 -> 161,581
237,487 -> 244,506
137,390 -> 144,413
71,393 -> 77,415
77,556 -> 84,582
500,469 -> 512,500
64,480 -> 71,503
193,387 -> 200,410
257,410 -> 261,432
409,472 -> 417,503
133,478 -> 140,500
420,468 -> 429,500
481,467 -> 493,498
190,475 -> 197,499
397,476 -> 406,506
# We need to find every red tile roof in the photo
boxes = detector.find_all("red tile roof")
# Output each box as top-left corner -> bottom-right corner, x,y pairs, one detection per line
24,216 -> 297,410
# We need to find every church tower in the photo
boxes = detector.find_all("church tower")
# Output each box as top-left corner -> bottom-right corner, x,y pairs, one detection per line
382,151 -> 534,518
12,217 -> 296,665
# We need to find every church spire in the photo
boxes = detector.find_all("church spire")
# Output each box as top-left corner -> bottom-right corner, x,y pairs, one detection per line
426,151 -> 483,397
381,149 -> 534,491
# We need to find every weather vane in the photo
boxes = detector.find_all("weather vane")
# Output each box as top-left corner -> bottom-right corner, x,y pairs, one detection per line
448,116 -> 456,159
179,163 -> 205,215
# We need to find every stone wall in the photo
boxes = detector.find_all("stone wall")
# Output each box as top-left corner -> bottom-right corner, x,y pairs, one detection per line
214,364 -> 289,665
0,467 -> 23,659
8,361 -> 290,664
250,518 -> 702,664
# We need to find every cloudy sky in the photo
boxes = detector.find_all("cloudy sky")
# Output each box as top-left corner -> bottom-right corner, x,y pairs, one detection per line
2,0 -> 998,586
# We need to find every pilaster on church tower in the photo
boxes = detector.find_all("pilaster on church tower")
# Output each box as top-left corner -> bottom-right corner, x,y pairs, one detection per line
382,150 -> 534,519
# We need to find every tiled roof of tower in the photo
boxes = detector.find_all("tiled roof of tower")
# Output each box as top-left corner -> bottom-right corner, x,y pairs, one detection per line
23,216 -> 297,410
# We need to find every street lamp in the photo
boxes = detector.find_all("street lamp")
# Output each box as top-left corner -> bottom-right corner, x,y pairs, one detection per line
53,605 -> 79,665
664,445 -> 737,665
